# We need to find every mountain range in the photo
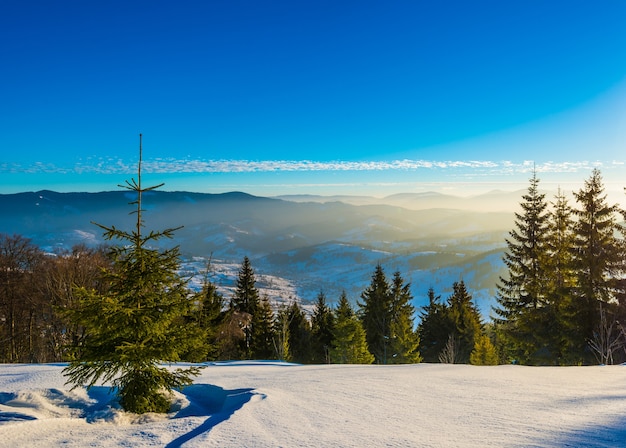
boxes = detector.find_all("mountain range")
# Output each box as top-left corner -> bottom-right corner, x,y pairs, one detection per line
0,189 -> 521,317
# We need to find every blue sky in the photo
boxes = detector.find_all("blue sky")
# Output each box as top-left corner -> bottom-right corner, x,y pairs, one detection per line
1,1 -> 625,196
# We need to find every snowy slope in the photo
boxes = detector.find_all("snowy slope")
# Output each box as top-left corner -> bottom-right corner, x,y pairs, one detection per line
1,363 -> 625,447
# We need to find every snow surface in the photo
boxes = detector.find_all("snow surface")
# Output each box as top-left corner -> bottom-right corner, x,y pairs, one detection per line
1,362 -> 626,447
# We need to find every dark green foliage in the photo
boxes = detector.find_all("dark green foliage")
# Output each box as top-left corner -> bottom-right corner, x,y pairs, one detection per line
230,256 -> 261,358
447,280 -> 482,363
273,304 -> 292,361
418,288 -> 454,363
196,274 -> 227,361
62,137 -> 205,414
231,256 -> 260,315
418,283 -> 483,364
358,264 -> 393,364
285,301 -> 312,363
331,291 -> 374,364
310,291 -> 335,364
252,295 -> 277,359
539,189 -> 576,364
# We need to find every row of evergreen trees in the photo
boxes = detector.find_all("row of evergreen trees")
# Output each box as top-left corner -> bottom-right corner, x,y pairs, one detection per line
494,168 -> 626,365
199,255 -> 498,366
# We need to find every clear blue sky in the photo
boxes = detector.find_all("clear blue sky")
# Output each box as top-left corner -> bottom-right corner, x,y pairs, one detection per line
2,1 -> 625,196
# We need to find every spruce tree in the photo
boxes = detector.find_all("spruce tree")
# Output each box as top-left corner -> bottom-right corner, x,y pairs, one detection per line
285,301 -> 312,363
388,271 -> 421,364
359,264 -> 392,364
570,168 -> 625,362
417,287 -> 454,363
274,304 -> 292,361
541,189 -> 577,364
447,280 -> 482,363
231,256 -> 260,358
331,291 -> 374,364
494,170 -> 549,363
252,295 -> 277,359
196,263 -> 226,361
63,135 -> 205,414
469,335 -> 499,365
310,291 -> 335,364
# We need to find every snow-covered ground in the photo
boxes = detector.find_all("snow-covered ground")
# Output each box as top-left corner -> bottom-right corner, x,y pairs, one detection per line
1,362 -> 625,447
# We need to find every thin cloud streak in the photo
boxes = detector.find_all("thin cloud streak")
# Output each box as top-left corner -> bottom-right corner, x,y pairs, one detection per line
2,158 -> 621,176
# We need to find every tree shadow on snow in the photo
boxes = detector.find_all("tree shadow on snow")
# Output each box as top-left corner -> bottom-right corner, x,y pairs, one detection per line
548,418 -> 626,447
536,394 -> 626,447
166,384 -> 264,448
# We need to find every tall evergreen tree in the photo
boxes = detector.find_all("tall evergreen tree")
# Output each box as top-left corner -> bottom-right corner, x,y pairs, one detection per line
417,287 -> 453,363
541,188 -> 577,364
359,264 -> 393,364
310,291 -> 335,364
231,256 -> 260,358
570,168 -> 625,362
331,291 -> 374,364
388,271 -> 421,364
63,135 -> 205,414
494,170 -> 549,363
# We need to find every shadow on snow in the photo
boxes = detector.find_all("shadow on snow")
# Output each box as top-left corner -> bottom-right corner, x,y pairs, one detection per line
166,384 -> 263,448
0,383 -> 263,446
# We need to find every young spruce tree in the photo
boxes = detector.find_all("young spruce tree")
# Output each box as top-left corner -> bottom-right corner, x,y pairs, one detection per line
63,135 -> 205,414
230,256 -> 260,358
331,291 -> 374,364
310,291 -> 335,364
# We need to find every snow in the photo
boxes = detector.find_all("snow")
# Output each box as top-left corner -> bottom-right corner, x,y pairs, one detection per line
1,363 -> 626,447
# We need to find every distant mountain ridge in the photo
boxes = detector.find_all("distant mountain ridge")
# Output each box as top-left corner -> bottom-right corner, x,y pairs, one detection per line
0,190 -> 515,316
275,189 -> 527,212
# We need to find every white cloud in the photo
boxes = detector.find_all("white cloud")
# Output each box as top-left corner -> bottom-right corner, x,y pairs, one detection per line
2,158 -> 624,176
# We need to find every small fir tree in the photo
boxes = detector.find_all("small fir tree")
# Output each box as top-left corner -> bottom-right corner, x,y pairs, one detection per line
274,304 -> 292,362
230,256 -> 260,358
469,335 -> 499,366
331,291 -> 374,364
195,261 -> 226,361
63,135 -> 205,414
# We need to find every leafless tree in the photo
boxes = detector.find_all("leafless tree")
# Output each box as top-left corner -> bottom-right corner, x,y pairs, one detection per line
438,334 -> 460,364
588,302 -> 625,365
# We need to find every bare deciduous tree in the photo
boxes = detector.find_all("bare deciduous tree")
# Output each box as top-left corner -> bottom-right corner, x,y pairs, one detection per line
588,303 -> 625,365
